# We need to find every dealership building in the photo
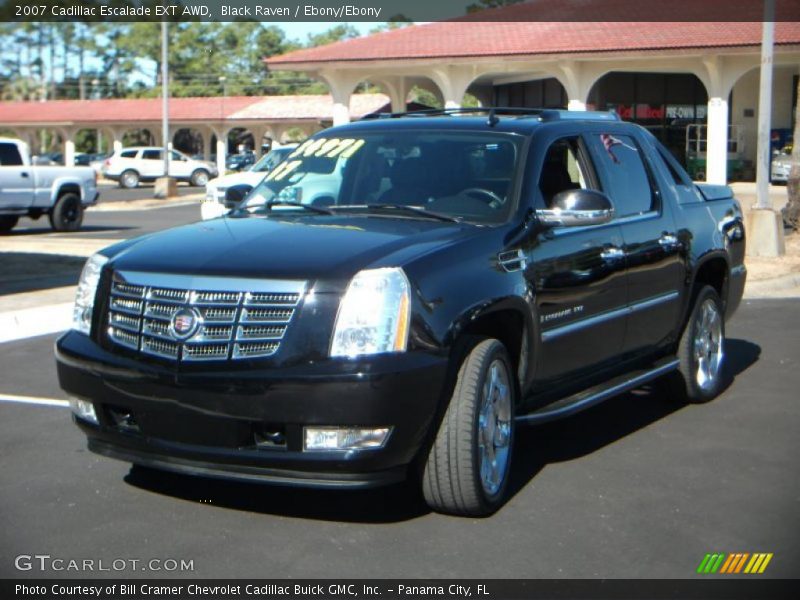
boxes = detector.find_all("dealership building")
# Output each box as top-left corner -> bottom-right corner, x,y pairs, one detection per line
1,20 -> 798,185
266,19 -> 800,184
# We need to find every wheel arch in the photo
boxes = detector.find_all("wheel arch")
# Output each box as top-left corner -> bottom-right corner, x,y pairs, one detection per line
449,295 -> 539,397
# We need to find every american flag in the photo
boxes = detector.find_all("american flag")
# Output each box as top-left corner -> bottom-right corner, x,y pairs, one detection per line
600,134 -> 637,164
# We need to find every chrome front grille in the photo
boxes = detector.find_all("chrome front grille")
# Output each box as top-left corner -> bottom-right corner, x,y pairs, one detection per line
106,271 -> 305,362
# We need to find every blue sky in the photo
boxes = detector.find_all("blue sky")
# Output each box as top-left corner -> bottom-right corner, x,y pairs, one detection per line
280,21 -> 376,42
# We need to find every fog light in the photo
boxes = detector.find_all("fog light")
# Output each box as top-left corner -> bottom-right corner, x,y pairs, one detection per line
303,427 -> 391,452
69,398 -> 98,425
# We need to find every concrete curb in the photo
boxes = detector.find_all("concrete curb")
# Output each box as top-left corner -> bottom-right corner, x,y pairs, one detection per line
90,195 -> 202,212
743,273 -> 800,298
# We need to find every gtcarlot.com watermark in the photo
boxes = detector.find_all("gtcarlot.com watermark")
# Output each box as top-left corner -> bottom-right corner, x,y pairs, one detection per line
14,554 -> 194,573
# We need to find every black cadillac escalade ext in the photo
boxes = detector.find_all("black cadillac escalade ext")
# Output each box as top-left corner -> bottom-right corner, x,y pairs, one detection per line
56,109 -> 746,516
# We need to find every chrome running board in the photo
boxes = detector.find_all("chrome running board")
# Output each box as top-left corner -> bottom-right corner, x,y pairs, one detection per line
516,357 -> 680,425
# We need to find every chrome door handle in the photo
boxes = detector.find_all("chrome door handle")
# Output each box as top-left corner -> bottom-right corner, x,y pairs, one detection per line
600,246 -> 625,261
659,233 -> 680,248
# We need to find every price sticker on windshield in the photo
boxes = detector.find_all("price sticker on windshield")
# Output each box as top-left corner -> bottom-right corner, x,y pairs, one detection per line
288,138 -> 365,160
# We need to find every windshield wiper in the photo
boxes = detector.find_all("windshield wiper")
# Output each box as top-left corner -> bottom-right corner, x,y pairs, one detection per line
245,201 -> 334,216
337,204 -> 462,223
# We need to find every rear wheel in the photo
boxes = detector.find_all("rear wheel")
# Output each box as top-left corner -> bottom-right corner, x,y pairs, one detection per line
190,169 -> 210,187
422,338 -> 515,516
49,193 -> 83,232
669,285 -> 726,403
119,170 -> 139,189
0,216 -> 19,234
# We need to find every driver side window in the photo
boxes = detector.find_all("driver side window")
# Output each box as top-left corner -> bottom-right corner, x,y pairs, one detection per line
537,137 -> 597,208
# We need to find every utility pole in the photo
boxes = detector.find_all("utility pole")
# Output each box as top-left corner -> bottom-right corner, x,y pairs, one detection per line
746,0 -> 784,256
161,20 -> 170,179
155,20 -> 176,198
755,0 -> 774,209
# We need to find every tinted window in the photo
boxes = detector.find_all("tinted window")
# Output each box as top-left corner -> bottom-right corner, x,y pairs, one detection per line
537,137 -> 597,208
141,150 -> 161,160
120,150 -> 137,158
171,151 -> 185,161
245,132 -> 521,224
589,133 -> 655,217
0,143 -> 24,166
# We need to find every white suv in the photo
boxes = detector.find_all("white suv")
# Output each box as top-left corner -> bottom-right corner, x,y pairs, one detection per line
102,147 -> 218,188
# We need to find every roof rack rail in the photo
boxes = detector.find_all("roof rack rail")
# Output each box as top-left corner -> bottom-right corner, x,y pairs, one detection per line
361,107 -> 620,125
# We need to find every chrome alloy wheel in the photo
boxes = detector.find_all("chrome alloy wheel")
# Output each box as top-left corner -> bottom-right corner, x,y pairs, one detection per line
478,359 -> 512,496
693,298 -> 724,391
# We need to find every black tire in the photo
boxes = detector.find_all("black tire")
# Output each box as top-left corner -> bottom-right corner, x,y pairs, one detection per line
0,215 -> 19,234
190,169 -> 210,187
422,338 -> 515,516
119,169 -> 139,189
49,192 -> 84,232
668,285 -> 727,403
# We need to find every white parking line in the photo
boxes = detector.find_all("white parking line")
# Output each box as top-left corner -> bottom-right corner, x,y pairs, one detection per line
0,394 -> 70,408
0,302 -> 72,343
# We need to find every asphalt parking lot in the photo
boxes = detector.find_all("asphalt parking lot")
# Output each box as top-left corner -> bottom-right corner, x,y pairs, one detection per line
0,206 -> 798,580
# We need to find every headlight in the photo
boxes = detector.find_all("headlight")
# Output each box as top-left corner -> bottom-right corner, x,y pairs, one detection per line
72,253 -> 108,335
330,267 -> 411,358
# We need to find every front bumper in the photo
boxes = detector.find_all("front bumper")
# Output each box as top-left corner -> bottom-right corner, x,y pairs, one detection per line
56,331 -> 449,488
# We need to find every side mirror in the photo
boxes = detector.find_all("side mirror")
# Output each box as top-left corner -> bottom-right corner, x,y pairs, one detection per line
536,189 -> 614,228
224,184 -> 253,209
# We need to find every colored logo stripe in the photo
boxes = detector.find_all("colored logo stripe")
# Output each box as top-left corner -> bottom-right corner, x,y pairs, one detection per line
698,553 -> 773,574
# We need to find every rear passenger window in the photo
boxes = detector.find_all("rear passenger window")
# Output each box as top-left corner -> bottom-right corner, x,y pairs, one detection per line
142,150 -> 161,160
537,137 -> 598,208
0,143 -> 24,166
120,150 -> 137,159
589,133 -> 656,217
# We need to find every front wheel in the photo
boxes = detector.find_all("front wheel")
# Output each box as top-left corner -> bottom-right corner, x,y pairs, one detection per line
422,338 -> 515,516
190,169 -> 210,187
49,193 -> 83,232
670,285 -> 727,403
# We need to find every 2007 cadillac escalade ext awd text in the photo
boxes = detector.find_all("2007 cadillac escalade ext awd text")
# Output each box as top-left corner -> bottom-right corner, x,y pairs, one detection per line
56,109 -> 746,516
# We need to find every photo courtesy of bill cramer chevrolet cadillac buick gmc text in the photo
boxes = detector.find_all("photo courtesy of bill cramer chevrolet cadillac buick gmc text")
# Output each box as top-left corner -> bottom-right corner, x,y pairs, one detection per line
56,108 -> 746,516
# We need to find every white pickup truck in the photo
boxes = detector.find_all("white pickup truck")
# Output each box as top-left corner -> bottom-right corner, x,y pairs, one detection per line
0,137 -> 99,234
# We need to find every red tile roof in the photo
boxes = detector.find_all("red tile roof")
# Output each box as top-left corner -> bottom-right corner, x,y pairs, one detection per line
267,18 -> 800,66
0,94 -> 389,125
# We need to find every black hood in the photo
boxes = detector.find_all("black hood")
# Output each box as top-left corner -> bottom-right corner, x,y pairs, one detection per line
106,213 -> 474,288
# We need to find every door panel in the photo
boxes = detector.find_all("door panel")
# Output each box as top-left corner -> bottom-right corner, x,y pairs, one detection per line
0,168 -> 34,208
529,224 -> 627,381
619,214 -> 682,352
584,131 -> 683,354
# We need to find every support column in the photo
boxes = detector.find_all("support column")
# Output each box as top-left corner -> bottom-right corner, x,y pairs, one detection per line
108,127 -> 124,154
201,127 -> 213,161
62,129 -> 76,167
706,96 -> 729,185
319,71 -> 362,127
430,66 -> 476,110
380,76 -> 408,113
212,127 -> 229,175
558,61 -> 597,112
567,99 -> 587,111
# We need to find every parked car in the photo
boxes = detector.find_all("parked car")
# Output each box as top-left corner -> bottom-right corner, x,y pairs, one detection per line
102,147 -> 218,188
32,151 -> 63,166
56,109 -> 746,516
201,145 -> 297,220
0,137 -> 99,233
770,145 -> 794,184
226,151 -> 256,172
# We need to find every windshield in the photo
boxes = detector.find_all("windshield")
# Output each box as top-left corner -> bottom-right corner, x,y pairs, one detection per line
241,131 -> 522,224
251,148 -> 293,173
